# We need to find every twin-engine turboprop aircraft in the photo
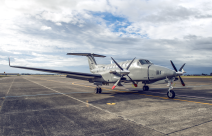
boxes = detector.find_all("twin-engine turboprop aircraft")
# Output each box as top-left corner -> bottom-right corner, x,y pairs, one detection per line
9,53 -> 186,98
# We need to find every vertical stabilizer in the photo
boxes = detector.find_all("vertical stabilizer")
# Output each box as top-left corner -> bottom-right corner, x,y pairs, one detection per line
67,53 -> 106,71
87,55 -> 97,70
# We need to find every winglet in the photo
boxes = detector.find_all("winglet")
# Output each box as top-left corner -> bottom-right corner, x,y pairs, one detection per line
8,58 -> 10,66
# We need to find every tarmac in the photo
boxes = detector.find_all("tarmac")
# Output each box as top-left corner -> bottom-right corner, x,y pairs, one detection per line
0,76 -> 212,136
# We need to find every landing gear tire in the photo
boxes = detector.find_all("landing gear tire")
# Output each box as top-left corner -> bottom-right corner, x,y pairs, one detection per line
94,88 -> 99,94
94,87 -> 102,94
98,88 -> 102,93
143,86 -> 149,91
167,90 -> 175,99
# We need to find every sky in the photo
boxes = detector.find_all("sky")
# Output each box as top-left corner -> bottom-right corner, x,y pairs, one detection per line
1,0 -> 212,74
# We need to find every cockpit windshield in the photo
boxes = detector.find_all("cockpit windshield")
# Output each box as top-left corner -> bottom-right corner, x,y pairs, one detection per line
139,59 -> 152,64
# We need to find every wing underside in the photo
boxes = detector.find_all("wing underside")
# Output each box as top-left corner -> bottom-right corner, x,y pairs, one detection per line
9,65 -> 102,80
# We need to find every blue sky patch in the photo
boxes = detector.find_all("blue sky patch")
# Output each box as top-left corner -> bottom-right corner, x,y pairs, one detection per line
90,11 -> 149,39
91,11 -> 131,32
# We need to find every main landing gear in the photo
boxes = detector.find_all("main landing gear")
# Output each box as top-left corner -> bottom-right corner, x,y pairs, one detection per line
94,86 -> 102,94
143,86 -> 149,91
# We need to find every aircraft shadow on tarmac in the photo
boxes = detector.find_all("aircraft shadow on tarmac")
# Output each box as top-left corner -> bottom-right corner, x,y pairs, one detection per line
88,87 -> 212,105
87,90 -> 178,105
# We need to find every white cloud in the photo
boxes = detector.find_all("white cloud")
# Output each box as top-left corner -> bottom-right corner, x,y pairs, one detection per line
55,22 -> 62,26
40,26 -> 52,30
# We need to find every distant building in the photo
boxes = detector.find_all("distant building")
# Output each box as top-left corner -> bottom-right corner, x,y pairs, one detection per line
192,74 -> 201,76
0,73 -> 19,75
21,73 -> 31,75
202,73 -> 208,76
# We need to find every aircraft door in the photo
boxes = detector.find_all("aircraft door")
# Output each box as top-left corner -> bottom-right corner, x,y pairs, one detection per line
148,65 -> 155,81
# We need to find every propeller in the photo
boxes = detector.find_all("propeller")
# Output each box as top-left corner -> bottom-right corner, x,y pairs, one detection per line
111,57 -> 137,89
170,60 -> 186,86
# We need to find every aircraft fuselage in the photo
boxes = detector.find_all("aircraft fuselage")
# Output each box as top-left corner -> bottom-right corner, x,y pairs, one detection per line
90,59 -> 176,84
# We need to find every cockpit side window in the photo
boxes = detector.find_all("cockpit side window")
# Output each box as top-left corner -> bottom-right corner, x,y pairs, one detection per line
139,59 -> 152,64
139,60 -> 148,64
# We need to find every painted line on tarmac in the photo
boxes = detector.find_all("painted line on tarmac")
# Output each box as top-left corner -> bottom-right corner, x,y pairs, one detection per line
0,78 -> 15,111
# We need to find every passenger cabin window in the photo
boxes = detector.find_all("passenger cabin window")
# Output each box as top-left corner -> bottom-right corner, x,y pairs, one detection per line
156,70 -> 162,75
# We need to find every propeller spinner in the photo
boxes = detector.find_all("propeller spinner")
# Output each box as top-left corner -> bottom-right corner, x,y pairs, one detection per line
111,57 -> 137,89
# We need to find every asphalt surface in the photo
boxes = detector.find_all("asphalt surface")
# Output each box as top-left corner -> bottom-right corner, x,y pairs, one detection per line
1,76 -> 212,136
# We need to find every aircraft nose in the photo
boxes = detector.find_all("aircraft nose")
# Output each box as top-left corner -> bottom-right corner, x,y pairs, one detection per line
165,69 -> 176,77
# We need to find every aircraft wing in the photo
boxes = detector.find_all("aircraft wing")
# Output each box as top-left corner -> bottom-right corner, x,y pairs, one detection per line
9,60 -> 102,80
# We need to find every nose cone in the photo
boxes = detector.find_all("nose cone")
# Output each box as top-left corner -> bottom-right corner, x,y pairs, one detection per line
148,65 -> 176,80
165,69 -> 176,77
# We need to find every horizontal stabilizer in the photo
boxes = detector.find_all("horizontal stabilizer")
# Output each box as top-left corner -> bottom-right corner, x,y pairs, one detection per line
67,53 -> 106,58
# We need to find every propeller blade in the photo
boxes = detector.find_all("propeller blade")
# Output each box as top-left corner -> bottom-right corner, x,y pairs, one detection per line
170,60 -> 177,72
112,76 -> 122,89
179,63 -> 186,71
111,57 -> 123,71
126,57 -> 136,70
179,76 -> 185,86
127,75 -> 137,87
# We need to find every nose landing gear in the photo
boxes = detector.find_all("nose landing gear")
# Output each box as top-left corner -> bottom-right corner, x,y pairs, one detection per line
167,90 -> 175,98
167,77 -> 175,98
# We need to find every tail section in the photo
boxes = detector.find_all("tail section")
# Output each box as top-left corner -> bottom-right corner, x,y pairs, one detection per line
67,53 -> 106,70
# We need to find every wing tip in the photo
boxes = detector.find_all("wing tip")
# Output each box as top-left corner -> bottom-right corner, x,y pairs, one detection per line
8,57 -> 10,66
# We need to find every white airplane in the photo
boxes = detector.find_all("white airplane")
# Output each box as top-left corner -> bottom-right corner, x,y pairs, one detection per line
9,53 -> 186,98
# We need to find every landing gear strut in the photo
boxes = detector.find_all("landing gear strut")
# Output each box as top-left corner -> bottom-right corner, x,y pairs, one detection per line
94,86 -> 102,94
167,77 -> 175,98
143,86 -> 149,91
